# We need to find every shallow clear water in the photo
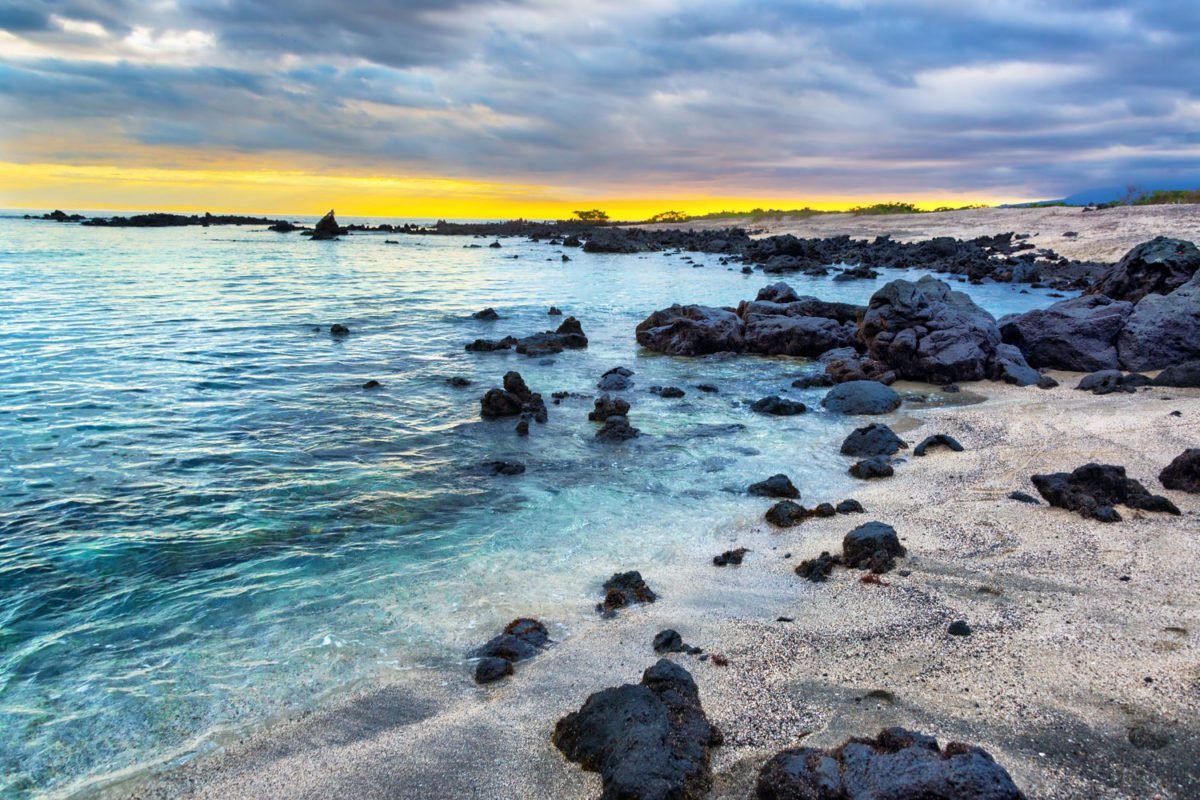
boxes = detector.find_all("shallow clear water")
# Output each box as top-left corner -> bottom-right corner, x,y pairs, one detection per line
0,215 -> 1068,797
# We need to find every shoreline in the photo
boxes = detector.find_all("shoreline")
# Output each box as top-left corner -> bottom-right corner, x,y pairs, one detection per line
98,378 -> 1200,800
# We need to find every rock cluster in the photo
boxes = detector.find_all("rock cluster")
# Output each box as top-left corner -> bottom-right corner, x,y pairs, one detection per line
1031,463 -> 1180,522
471,618 -> 550,684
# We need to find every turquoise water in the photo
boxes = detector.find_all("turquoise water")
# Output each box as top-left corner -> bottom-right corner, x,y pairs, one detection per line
0,216 -> 1067,797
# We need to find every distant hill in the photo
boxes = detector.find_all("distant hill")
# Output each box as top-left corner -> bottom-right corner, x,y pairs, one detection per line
1012,179 -> 1200,207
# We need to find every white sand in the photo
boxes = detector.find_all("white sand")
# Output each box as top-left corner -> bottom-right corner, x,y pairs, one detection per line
104,379 -> 1200,800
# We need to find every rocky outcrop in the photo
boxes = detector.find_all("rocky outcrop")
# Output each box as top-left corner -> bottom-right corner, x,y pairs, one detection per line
999,294 -> 1134,372
467,318 -> 588,357
589,394 -> 631,421
309,210 -> 345,240
1086,236 -> 1200,303
1160,450 -> 1200,493
595,416 -> 640,442
553,659 -> 722,800
750,396 -> 807,415
1031,463 -> 1180,522
861,276 -> 1025,383
756,727 -> 1025,800
1117,271 -> 1200,371
822,381 -> 901,415
479,372 -> 547,422
635,305 -> 745,355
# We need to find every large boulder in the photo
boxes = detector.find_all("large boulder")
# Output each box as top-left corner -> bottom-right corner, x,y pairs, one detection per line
1031,463 -> 1180,522
999,294 -> 1134,372
309,209 -> 344,240
1117,273 -> 1200,371
636,305 -> 744,355
1160,449 -> 1200,493
861,276 -> 1006,383
1153,360 -> 1200,387
756,727 -> 1025,800
742,313 -> 859,357
842,521 -> 905,572
822,381 -> 901,415
1086,237 -> 1200,303
553,659 -> 722,800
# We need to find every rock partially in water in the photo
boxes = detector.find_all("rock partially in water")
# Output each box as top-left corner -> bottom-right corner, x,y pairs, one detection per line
913,434 -> 964,456
849,457 -> 894,480
446,376 -> 473,388
750,395 -> 807,416
1031,463 -> 1180,522
840,423 -> 907,458
310,209 -> 345,241
362,379 -> 382,390
589,394 -> 631,422
597,371 -> 634,392
474,657 -> 512,684
756,727 -> 1026,800
330,323 -> 350,336
650,385 -> 686,398
635,304 -> 745,355
553,659 -> 722,800
480,371 -> 547,422
822,381 -> 901,415
765,500 -> 808,527
471,307 -> 500,320
595,416 -> 640,442
1160,449 -> 1200,493
483,460 -> 525,476
548,306 -> 563,315
471,618 -> 550,684
843,521 -> 906,573
748,474 -> 800,499
597,571 -> 657,615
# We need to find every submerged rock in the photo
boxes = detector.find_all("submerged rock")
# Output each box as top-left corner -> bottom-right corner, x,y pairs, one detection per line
595,415 -> 640,442
756,727 -> 1026,800
1031,463 -> 1180,522
913,434 -> 964,456
1160,449 -> 1200,493
840,423 -> 907,457
750,395 -> 807,416
822,381 -> 901,415
553,659 -> 722,800
748,474 -> 800,499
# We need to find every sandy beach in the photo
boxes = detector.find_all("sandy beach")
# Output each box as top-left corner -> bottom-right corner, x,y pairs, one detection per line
647,204 -> 1200,265
107,375 -> 1199,800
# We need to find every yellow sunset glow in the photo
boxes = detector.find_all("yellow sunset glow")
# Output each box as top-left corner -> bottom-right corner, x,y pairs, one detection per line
0,161 -> 1019,220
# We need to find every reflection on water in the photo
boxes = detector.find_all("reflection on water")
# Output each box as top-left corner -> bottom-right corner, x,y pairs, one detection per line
0,217 -> 1068,797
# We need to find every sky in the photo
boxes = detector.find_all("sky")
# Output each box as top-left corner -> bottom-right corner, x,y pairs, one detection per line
1,0 -> 1197,218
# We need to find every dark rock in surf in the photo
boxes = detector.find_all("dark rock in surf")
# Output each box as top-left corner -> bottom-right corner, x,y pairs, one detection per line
840,423 -> 907,458
822,381 -> 901,415
849,457 -> 894,480
765,500 -> 808,527
636,305 -> 745,355
597,571 -> 657,615
836,498 -> 865,514
589,394 -> 631,422
750,396 -> 807,416
472,307 -> 500,320
310,210 -> 344,240
595,416 -> 640,442
748,474 -> 800,499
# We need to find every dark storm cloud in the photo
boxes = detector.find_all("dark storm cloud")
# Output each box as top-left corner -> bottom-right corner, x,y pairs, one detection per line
1,0 -> 1197,197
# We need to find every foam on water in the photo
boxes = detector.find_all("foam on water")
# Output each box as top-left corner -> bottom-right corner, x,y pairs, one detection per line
0,217 -> 1069,797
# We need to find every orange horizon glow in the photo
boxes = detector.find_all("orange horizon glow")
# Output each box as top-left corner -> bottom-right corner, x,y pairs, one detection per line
0,161 -> 1033,220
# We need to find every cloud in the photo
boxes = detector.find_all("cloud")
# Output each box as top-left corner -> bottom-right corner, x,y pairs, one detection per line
1,0 -> 1197,201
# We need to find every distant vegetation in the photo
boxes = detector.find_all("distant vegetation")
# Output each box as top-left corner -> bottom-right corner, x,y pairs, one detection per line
639,202 -> 989,224
572,209 -> 609,223
1131,188 -> 1200,205
645,210 -> 690,223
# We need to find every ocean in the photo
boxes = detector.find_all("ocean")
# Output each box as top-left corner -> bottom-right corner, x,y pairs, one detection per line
0,214 -> 1069,797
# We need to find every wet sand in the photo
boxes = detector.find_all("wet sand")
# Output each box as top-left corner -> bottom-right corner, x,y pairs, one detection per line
644,203 -> 1200,264
106,378 -> 1200,800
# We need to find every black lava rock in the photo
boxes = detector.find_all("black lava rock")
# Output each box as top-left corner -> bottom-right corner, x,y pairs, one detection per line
553,660 -> 722,800
765,500 -> 808,527
650,385 -> 686,398
652,629 -> 686,654
1008,491 -> 1040,505
836,498 -> 865,514
948,620 -> 973,637
840,423 -> 908,457
842,521 -> 906,573
750,395 -> 807,415
589,394 -> 631,421
1160,449 -> 1200,493
362,379 -> 382,389
849,457 -> 894,480
474,656 -> 513,684
1031,463 -> 1180,522
330,323 -> 350,336
913,434 -> 964,456
598,571 -> 657,615
795,551 -> 842,582
756,727 -> 1025,799
822,380 -> 902,415
595,416 -> 640,442
748,474 -> 800,499
472,307 -> 500,320
713,548 -> 750,566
